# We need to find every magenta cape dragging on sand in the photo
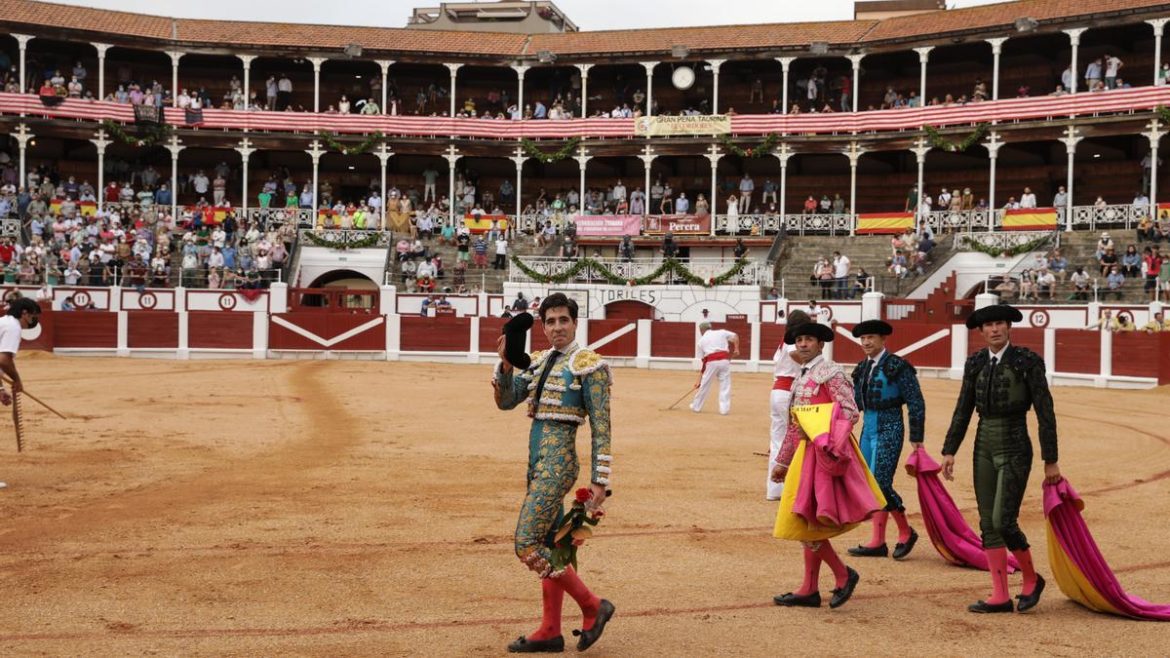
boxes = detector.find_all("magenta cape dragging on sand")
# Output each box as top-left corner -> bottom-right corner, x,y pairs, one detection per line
904,449 -> 1020,573
1044,478 -> 1170,620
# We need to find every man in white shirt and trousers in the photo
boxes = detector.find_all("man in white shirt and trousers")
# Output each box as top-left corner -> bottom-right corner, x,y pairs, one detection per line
0,298 -> 40,489
767,309 -> 810,500
691,322 -> 740,415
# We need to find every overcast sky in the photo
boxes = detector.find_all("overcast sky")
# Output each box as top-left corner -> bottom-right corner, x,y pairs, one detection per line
49,0 -> 1008,31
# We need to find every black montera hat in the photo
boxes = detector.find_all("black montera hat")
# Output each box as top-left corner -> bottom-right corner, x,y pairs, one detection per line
965,304 -> 1023,330
851,319 -> 893,338
501,312 -> 533,370
785,322 -> 835,345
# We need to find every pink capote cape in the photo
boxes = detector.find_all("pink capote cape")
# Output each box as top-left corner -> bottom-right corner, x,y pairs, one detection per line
1044,478 -> 1170,620
792,402 -> 882,527
904,449 -> 1020,573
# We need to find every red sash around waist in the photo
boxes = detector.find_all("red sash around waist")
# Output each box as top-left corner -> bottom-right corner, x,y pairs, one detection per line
700,350 -> 731,375
773,376 -> 795,391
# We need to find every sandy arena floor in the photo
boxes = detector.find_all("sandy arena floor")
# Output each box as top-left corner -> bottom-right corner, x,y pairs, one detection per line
0,354 -> 1167,657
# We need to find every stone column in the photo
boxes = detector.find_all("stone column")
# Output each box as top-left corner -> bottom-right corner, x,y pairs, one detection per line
1064,28 -> 1087,93
512,64 -> 530,119
92,42 -> 111,100
985,131 -> 1004,232
914,47 -> 933,105
638,145 -> 656,217
776,56 -> 795,115
238,54 -> 256,111
1149,19 -> 1169,85
847,54 -> 864,113
574,147 -> 592,214
306,140 -> 325,213
1144,119 -> 1166,210
641,61 -> 657,116
576,63 -> 592,118
235,138 -> 255,213
444,144 -> 462,226
164,135 -> 185,221
91,129 -> 111,211
445,63 -> 463,118
705,144 -> 723,236
1059,126 -> 1082,231
376,59 -> 394,113
12,124 -> 32,192
708,58 -> 725,114
374,142 -> 394,230
168,50 -> 184,107
846,141 -> 865,236
308,56 -> 327,113
986,37 -> 1007,100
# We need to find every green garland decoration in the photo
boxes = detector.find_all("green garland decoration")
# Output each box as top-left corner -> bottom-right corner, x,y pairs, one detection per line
959,233 -> 1053,258
315,131 -> 386,156
1156,105 -> 1170,125
510,256 -> 749,287
923,123 -> 989,153
303,230 -> 384,250
718,133 -> 781,158
100,119 -> 174,147
520,137 -> 582,163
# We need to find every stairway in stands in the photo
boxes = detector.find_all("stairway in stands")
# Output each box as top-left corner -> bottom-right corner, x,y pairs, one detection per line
392,231 -> 555,293
773,234 -> 954,301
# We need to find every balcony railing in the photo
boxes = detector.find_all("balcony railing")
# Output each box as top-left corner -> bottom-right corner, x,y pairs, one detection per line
509,257 -> 769,286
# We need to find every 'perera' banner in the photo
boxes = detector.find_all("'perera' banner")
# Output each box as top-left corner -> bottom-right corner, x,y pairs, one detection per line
635,115 -> 731,136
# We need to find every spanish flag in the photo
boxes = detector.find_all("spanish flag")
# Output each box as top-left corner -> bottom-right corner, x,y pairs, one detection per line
1001,207 -> 1058,231
857,212 -> 915,235
463,214 -> 510,234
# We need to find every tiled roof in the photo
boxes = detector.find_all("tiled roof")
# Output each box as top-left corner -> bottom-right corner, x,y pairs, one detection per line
0,0 -> 1168,59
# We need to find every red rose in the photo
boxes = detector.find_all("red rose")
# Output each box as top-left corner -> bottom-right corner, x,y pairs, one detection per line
575,488 -> 592,503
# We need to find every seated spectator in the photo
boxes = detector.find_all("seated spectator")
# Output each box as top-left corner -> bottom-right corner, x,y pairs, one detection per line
1099,246 -> 1118,276
1106,265 -> 1126,299
1036,268 -> 1056,299
1018,269 -> 1037,301
1048,249 -> 1069,282
1121,245 -> 1141,277
992,276 -> 1017,299
1069,266 -> 1091,301
1137,215 -> 1157,242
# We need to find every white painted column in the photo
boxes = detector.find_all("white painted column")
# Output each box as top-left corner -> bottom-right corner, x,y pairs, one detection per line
577,63 -> 592,118
641,61 -> 657,116
861,291 -> 883,320
705,144 -> 723,236
510,147 -> 528,227
985,131 -> 1004,231
635,318 -> 651,368
1065,28 -> 1087,94
512,64 -> 529,119
13,34 -> 33,95
1145,120 -> 1166,210
914,46 -> 933,104
306,139 -> 325,212
12,124 -> 32,192
444,144 -> 461,227
164,134 -> 184,222
236,138 -> 255,213
847,54 -> 864,113
638,145 -> 656,217
949,325 -> 968,379
446,63 -> 463,117
1043,328 -> 1056,385
911,137 -> 931,224
846,141 -> 864,236
90,129 -> 111,211
574,147 -> 592,213
168,50 -> 184,107
774,142 -> 794,222
708,58 -> 725,114
1059,126 -> 1082,231
986,37 -> 1007,100
377,59 -> 394,113
776,56 -> 795,115
238,54 -> 256,110
1149,19 -> 1168,85
374,142 -> 394,230
92,42 -> 111,100
1099,325 -> 1113,378
308,56 -> 327,113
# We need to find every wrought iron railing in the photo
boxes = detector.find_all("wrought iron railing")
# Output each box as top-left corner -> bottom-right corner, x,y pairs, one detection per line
509,257 -> 769,286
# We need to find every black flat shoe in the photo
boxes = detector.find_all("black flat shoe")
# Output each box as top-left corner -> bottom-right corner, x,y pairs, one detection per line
573,599 -> 614,652
847,544 -> 889,558
1016,575 -> 1046,612
892,529 -> 919,560
829,567 -> 860,609
773,591 -> 822,607
967,600 -> 1014,614
507,635 -> 565,653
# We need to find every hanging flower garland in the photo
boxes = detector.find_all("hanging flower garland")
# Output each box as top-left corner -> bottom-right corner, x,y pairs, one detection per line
100,119 -> 174,148
958,233 -> 1052,258
923,123 -> 989,152
303,230 -> 384,250
510,256 -> 750,287
520,137 -> 582,163
1156,105 -> 1170,125
718,132 -> 781,158
315,131 -> 386,156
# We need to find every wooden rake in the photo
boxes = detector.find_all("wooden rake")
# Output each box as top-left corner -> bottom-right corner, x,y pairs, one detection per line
1,375 -> 67,452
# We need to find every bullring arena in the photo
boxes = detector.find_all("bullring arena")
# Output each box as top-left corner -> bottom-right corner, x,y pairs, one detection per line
2,0 -> 1170,654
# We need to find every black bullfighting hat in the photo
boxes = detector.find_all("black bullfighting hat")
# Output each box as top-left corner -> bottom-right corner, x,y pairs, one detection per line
501,312 -> 534,370
851,319 -> 893,338
965,304 -> 1023,330
785,322 -> 835,344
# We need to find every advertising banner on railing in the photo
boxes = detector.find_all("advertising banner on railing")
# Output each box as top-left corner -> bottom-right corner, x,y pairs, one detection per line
1001,207 -> 1058,231
634,115 -> 731,137
641,214 -> 711,235
463,214 -> 509,234
573,215 -> 642,237
857,211 -> 914,235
